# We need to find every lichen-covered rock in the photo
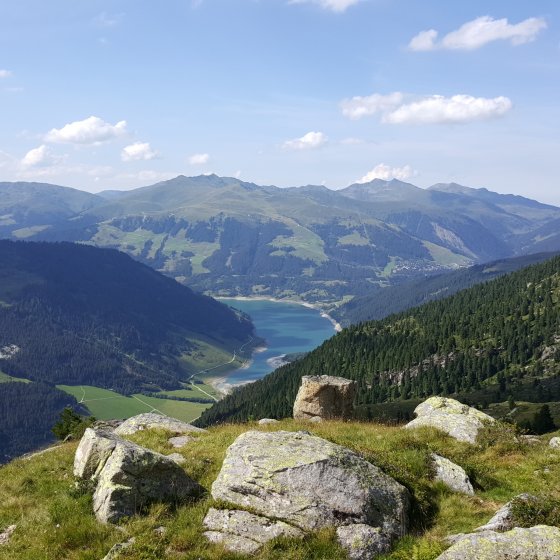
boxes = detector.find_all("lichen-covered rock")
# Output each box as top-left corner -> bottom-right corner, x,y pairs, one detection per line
211,430 -> 409,537
432,454 -> 474,495
0,525 -> 16,546
549,436 -> 560,449
168,435 -> 194,448
472,494 -> 535,533
404,397 -> 494,444
74,428 -> 203,523
258,418 -> 279,425
336,524 -> 391,560
293,375 -> 357,420
114,412 -> 205,436
437,525 -> 560,559
203,508 -> 304,554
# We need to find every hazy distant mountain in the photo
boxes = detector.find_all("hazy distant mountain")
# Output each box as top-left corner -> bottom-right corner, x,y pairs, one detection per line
0,175 -> 559,305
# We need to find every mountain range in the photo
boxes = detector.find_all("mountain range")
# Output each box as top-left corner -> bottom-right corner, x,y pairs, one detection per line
1,176 -> 559,307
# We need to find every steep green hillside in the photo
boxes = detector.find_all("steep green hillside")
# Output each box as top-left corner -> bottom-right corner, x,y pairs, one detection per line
197,255 -> 560,426
0,240 -> 255,393
0,419 -> 558,559
1,176 -> 559,305
334,252 -> 559,326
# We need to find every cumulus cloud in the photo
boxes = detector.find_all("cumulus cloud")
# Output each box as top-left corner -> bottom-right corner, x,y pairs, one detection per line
340,92 -> 403,120
21,145 -> 64,168
283,131 -> 328,150
341,91 -> 512,124
45,116 -> 127,144
0,69 -> 12,78
409,16 -> 547,51
121,142 -> 159,162
384,94 -> 512,125
358,163 -> 415,183
188,153 -> 210,165
289,0 -> 362,13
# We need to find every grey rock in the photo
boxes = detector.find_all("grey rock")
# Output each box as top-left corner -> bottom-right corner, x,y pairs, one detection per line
168,435 -> 194,448
74,428 -> 203,523
474,494 -> 536,533
293,375 -> 357,420
437,525 -> 560,559
166,452 -> 186,464
405,397 -> 495,444
211,430 -> 409,536
0,525 -> 16,546
114,412 -> 205,436
309,415 -> 323,423
203,507 -> 304,554
258,418 -> 279,425
336,524 -> 391,560
549,436 -> 560,449
432,454 -> 474,495
101,538 -> 135,560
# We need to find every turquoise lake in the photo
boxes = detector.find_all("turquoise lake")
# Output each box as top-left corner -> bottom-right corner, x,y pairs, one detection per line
219,299 -> 336,387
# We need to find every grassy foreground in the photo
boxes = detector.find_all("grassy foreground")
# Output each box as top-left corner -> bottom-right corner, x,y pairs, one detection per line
0,419 -> 559,560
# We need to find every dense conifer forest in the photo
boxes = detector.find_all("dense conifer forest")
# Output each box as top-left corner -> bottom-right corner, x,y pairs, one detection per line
197,255 -> 560,426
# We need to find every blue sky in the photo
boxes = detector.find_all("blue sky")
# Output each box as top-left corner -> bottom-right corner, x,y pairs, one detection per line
1,0 -> 559,204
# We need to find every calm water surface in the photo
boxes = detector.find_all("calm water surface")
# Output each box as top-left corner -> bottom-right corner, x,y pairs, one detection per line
219,299 -> 336,386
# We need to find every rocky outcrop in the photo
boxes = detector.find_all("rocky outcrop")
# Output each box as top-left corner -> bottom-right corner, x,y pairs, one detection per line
432,454 -> 474,495
549,436 -> 560,449
206,430 -> 409,554
74,428 -> 203,523
404,397 -> 494,444
437,526 -> 560,559
203,508 -> 304,554
114,413 -> 205,436
336,524 -> 391,560
293,375 -> 357,420
0,525 -> 16,546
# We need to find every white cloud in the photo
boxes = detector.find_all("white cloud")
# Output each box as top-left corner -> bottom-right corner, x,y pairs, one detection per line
283,131 -> 328,150
0,69 -> 12,79
358,163 -> 415,183
121,142 -> 159,162
188,153 -> 210,165
21,145 -> 64,168
341,91 -> 512,124
409,16 -> 547,51
45,116 -> 127,145
384,94 -> 512,125
289,0 -> 362,13
340,92 -> 403,120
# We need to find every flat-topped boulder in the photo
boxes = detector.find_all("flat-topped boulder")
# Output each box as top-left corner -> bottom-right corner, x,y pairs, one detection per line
206,430 -> 409,555
293,375 -> 357,420
74,428 -> 203,523
114,412 -> 205,436
437,525 -> 560,559
405,397 -> 494,444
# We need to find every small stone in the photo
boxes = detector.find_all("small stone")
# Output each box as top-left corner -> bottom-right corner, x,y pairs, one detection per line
114,412 -> 206,436
203,507 -> 304,554
258,418 -> 279,425
336,524 -> 391,560
0,525 -> 16,546
432,454 -> 474,495
549,437 -> 560,449
168,435 -> 194,448
166,453 -> 186,465
154,526 -> 167,536
293,375 -> 357,421
309,416 -> 323,423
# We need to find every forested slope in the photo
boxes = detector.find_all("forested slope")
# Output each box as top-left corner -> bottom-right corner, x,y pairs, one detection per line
197,255 -> 560,426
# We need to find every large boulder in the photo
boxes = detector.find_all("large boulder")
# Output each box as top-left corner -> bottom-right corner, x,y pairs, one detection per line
114,412 -> 205,436
203,508 -> 304,554
74,428 -> 203,523
293,375 -> 357,420
437,526 -> 560,559
432,454 -> 474,495
206,430 -> 409,554
404,397 -> 494,444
